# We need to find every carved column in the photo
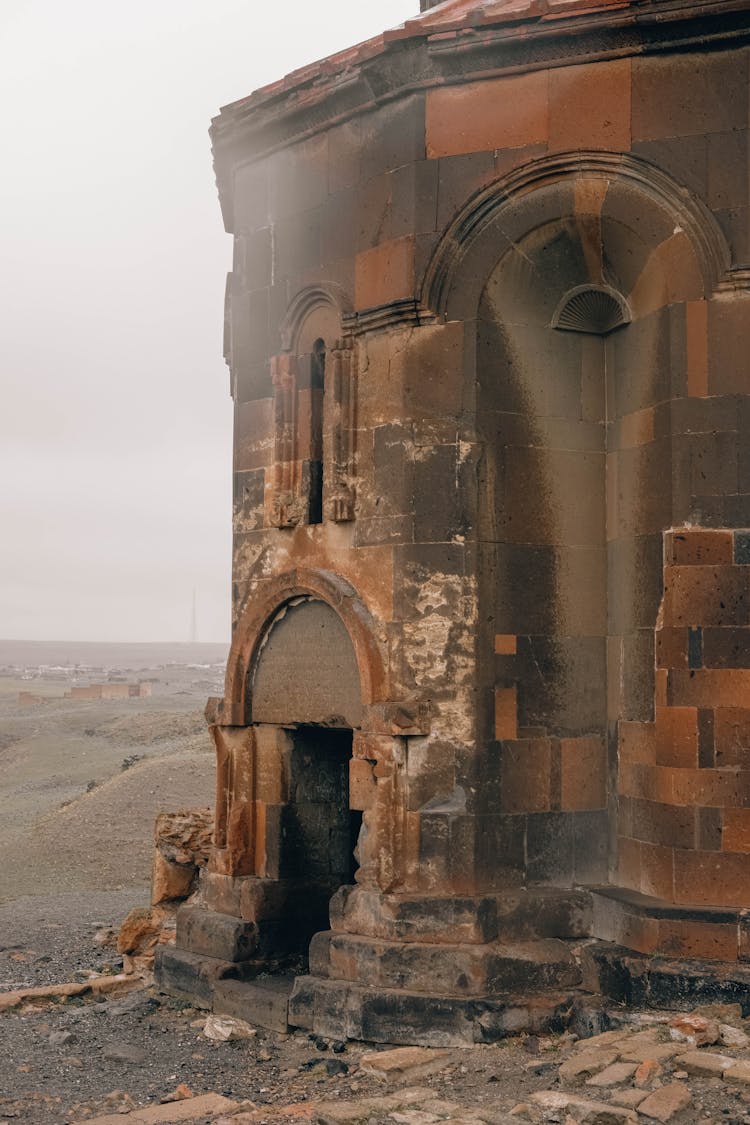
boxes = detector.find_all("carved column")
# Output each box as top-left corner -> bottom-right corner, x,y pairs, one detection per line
268,353 -> 304,527
326,339 -> 357,522
208,725 -> 256,876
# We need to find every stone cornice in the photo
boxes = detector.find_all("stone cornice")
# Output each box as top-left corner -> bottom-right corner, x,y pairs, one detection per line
211,0 -> 750,231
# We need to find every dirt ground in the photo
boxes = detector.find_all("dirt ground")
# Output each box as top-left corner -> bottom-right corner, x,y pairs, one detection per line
3,646 -> 750,1124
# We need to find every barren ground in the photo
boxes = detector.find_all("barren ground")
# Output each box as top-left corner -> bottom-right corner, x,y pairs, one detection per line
2,644 -> 750,1124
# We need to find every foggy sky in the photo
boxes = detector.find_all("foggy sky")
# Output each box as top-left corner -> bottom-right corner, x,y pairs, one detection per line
0,0 -> 418,644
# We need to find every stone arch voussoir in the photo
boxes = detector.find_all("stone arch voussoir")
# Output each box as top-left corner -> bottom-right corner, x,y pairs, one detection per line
223,568 -> 388,724
421,151 -> 731,322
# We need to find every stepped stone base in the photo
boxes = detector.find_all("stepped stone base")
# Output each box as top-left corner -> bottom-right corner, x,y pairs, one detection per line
152,887 -> 750,1044
214,976 -> 295,1033
287,976 -> 580,1047
154,945 -> 263,1009
582,941 -> 750,1014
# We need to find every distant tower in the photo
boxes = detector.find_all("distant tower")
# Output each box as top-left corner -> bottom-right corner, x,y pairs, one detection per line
189,589 -> 197,643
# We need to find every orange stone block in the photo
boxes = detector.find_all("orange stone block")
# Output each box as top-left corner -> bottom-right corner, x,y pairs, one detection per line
495,685 -> 518,741
670,668 -> 750,710
656,918 -> 738,961
655,627 -> 688,670
655,668 -> 668,707
549,58 -> 631,153
618,721 -> 656,766
639,840 -> 674,900
500,738 -> 551,814
560,735 -> 606,811
349,758 -> 377,812
686,300 -> 709,398
664,565 -> 749,628
655,706 -> 698,768
494,634 -> 517,655
715,707 -> 750,767
665,528 -> 734,567
425,70 -> 549,159
673,849 -> 750,907
723,808 -> 750,854
354,236 -> 415,310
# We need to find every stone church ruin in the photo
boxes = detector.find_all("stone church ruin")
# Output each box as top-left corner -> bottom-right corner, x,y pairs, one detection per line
155,0 -> 750,1046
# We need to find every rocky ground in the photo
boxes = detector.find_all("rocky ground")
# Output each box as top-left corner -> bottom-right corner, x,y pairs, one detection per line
3,651 -> 750,1124
3,897 -> 750,1125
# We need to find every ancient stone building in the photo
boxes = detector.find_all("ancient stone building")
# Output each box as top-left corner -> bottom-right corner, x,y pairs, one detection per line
156,0 -> 750,1045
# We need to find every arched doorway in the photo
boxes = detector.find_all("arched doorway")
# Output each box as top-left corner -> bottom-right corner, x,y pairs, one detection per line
248,596 -> 364,950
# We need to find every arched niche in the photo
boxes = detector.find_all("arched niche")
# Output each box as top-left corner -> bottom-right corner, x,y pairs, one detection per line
251,596 -> 363,728
279,283 -> 350,354
425,153 -> 731,887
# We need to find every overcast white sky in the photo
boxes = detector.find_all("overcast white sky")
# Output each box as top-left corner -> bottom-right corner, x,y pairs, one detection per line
0,0 -> 418,644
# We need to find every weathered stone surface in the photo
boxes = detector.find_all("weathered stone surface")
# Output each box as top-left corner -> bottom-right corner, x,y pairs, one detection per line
585,1062 -> 638,1087
151,809 -> 212,906
176,904 -> 258,963
674,1049 -> 736,1075
213,976 -> 292,1033
668,1012 -> 719,1047
83,1093 -> 238,1123
117,905 -> 175,961
202,1014 -> 257,1041
558,1049 -> 619,1082
360,1047 -> 452,1084
636,1083 -> 692,1122
528,1090 -> 637,1123
148,0 -> 750,1049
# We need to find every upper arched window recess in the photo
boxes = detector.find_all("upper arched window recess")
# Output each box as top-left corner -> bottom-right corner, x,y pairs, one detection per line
268,288 -> 357,528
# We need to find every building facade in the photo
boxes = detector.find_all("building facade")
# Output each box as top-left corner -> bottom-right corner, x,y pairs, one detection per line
156,0 -> 750,1045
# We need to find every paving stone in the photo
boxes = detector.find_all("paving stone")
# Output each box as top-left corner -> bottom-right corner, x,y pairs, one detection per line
634,1058 -> 662,1087
725,1059 -> 750,1084
637,1082 -> 692,1122
585,1061 -> 638,1087
360,1049 -> 452,1084
619,1040 -> 684,1064
84,1094 -> 239,1124
389,1112 -> 441,1125
528,1090 -> 637,1123
573,1030 -> 631,1053
609,1088 -> 649,1109
674,1049 -> 736,1076
721,1024 -> 750,1048
559,1048 -> 619,1082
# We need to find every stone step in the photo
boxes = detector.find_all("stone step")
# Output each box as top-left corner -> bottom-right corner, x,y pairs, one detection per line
330,885 -> 594,945
289,974 -> 582,1047
154,945 -> 261,1009
309,929 -> 582,996
213,975 -> 295,1033
175,904 -> 259,962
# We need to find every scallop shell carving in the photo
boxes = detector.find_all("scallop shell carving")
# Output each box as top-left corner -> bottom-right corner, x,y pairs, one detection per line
552,285 -> 630,335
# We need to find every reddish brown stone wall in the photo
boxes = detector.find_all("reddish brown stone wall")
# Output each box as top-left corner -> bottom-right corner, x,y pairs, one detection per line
206,3 -> 750,955
619,528 -> 750,908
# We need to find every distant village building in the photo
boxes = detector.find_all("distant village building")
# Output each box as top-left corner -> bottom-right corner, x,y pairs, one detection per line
66,683 -> 152,700
157,0 -> 750,1044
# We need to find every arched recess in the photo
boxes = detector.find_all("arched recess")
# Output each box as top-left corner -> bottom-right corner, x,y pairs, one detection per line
271,284 -> 357,525
279,282 -> 351,353
422,151 -> 730,322
223,568 -> 388,725
421,153 -> 732,889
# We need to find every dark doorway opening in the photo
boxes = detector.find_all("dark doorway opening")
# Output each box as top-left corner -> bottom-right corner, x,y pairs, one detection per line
281,725 -> 359,949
